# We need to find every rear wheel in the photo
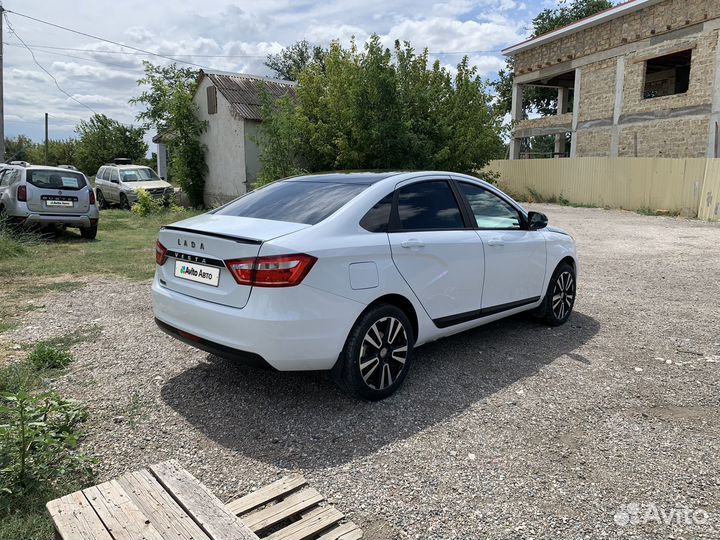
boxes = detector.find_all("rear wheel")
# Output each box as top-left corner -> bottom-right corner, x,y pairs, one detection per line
96,189 -> 107,210
120,193 -> 130,210
80,224 -> 97,240
537,262 -> 576,326
333,304 -> 414,401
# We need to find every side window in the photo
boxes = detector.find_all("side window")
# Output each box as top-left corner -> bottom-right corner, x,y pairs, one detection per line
360,193 -> 393,232
98,167 -> 107,180
395,180 -> 464,231
0,170 -> 8,187
458,183 -> 522,230
110,169 -> 119,182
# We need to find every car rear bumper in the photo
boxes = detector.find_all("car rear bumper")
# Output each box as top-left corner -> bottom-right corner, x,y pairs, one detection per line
22,213 -> 97,227
151,276 -> 365,371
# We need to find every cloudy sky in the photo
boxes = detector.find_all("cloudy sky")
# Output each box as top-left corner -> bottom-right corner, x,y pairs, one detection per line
2,0 -> 549,146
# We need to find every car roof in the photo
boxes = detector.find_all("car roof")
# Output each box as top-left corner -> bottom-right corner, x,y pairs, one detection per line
283,171 -> 404,185
24,165 -> 84,173
103,164 -> 152,169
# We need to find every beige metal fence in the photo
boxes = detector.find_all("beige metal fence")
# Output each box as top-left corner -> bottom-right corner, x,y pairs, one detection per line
486,157 -> 720,221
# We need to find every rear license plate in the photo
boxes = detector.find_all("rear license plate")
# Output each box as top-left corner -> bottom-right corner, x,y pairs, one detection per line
46,200 -> 74,207
174,260 -> 220,287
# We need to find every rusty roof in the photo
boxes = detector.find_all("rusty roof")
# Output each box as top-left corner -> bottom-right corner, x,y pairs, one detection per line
201,70 -> 296,121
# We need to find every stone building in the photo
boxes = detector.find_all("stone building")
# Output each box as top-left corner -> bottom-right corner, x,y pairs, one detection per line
503,0 -> 720,159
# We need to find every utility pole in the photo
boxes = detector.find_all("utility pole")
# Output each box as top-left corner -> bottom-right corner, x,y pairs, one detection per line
45,113 -> 49,164
0,1 -> 5,163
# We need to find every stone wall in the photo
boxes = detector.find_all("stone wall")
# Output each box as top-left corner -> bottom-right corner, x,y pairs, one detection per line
616,117 -> 711,158
578,59 -> 617,122
575,128 -> 613,156
514,0 -> 720,75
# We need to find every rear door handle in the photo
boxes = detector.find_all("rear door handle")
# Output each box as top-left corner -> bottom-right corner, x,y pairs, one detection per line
401,239 -> 425,249
487,238 -> 505,247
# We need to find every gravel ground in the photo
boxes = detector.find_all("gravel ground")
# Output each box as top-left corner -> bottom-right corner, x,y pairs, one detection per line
5,205 -> 720,539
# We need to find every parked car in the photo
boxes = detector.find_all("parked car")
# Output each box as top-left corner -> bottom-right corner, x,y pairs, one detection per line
94,160 -> 173,209
0,163 -> 99,239
152,171 -> 578,400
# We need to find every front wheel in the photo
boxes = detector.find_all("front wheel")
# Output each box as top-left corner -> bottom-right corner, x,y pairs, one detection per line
333,304 -> 414,401
537,262 -> 576,326
120,193 -> 131,210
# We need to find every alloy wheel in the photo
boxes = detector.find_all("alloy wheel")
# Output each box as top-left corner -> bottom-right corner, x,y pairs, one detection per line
552,271 -> 575,320
358,316 -> 408,390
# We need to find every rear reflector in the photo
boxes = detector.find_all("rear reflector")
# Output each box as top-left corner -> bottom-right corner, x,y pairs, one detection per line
226,253 -> 317,287
178,330 -> 201,342
155,240 -> 168,265
17,185 -> 27,202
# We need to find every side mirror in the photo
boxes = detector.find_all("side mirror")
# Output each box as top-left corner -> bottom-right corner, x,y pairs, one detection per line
160,176 -> 165,181
528,211 -> 548,230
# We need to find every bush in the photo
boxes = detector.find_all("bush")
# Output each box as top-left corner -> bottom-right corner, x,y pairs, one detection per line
131,189 -> 164,216
27,344 -> 73,370
0,391 -> 92,500
131,189 -> 183,216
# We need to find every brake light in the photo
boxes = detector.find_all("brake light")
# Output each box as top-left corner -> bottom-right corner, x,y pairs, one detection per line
88,189 -> 96,205
17,185 -> 27,202
155,240 -> 168,265
225,254 -> 317,287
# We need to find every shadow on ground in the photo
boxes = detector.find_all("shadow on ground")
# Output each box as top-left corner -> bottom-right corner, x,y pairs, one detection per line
161,311 -> 599,470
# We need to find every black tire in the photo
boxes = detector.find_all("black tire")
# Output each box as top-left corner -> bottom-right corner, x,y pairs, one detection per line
536,262 -> 576,326
96,189 -> 107,210
120,193 -> 131,210
80,224 -> 97,240
333,304 -> 414,401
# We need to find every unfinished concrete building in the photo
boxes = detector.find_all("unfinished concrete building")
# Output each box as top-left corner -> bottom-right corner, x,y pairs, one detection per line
503,0 -> 720,159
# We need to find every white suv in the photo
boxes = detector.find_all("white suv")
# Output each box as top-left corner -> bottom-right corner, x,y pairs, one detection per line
95,160 -> 173,209
0,163 -> 99,239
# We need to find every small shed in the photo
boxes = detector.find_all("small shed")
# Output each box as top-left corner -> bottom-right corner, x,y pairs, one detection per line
193,70 -> 296,206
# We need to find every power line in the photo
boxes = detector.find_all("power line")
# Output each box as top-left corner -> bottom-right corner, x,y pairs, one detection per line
5,9 -> 213,69
3,41 -> 145,70
4,10 -> 502,63
3,41 -> 270,58
3,13 -> 97,114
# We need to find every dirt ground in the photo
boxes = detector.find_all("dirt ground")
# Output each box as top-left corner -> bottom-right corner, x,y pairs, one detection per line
4,204 -> 720,539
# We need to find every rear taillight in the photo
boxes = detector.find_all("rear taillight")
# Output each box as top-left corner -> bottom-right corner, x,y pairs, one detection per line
17,185 -> 27,202
88,189 -> 96,205
225,254 -> 317,287
155,240 -> 168,265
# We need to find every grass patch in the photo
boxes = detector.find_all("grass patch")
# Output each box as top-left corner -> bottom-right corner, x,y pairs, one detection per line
0,208 -> 201,282
27,344 -> 73,370
0,361 -> 42,394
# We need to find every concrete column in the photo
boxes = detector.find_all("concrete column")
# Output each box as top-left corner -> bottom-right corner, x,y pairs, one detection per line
156,143 -> 168,179
707,31 -> 720,158
509,82 -> 525,160
555,87 -> 570,157
610,56 -> 626,157
570,68 -> 582,158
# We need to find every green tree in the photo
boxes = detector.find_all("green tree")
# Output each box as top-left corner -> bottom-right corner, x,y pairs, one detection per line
130,62 -> 207,207
265,40 -> 326,81
26,139 -> 78,167
4,135 -> 34,162
74,114 -> 147,176
256,36 -> 504,185
494,0 -> 614,117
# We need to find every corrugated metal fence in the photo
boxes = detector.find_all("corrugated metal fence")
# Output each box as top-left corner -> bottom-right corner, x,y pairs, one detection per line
486,157 -> 720,221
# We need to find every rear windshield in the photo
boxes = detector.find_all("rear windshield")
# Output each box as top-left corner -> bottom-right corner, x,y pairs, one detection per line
214,181 -> 368,225
26,170 -> 87,190
120,168 -> 160,182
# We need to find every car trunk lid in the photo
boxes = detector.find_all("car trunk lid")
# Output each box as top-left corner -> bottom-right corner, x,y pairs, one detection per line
25,169 -> 91,214
157,214 -> 310,309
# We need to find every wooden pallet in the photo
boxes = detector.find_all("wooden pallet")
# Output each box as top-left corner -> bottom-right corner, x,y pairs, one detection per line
226,475 -> 362,540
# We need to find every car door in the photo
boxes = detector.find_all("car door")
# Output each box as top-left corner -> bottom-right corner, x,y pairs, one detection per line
388,178 -> 485,325
455,181 -> 546,310
108,168 -> 120,202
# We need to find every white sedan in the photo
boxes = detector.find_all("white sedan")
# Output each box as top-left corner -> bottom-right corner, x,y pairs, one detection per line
152,171 -> 577,400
